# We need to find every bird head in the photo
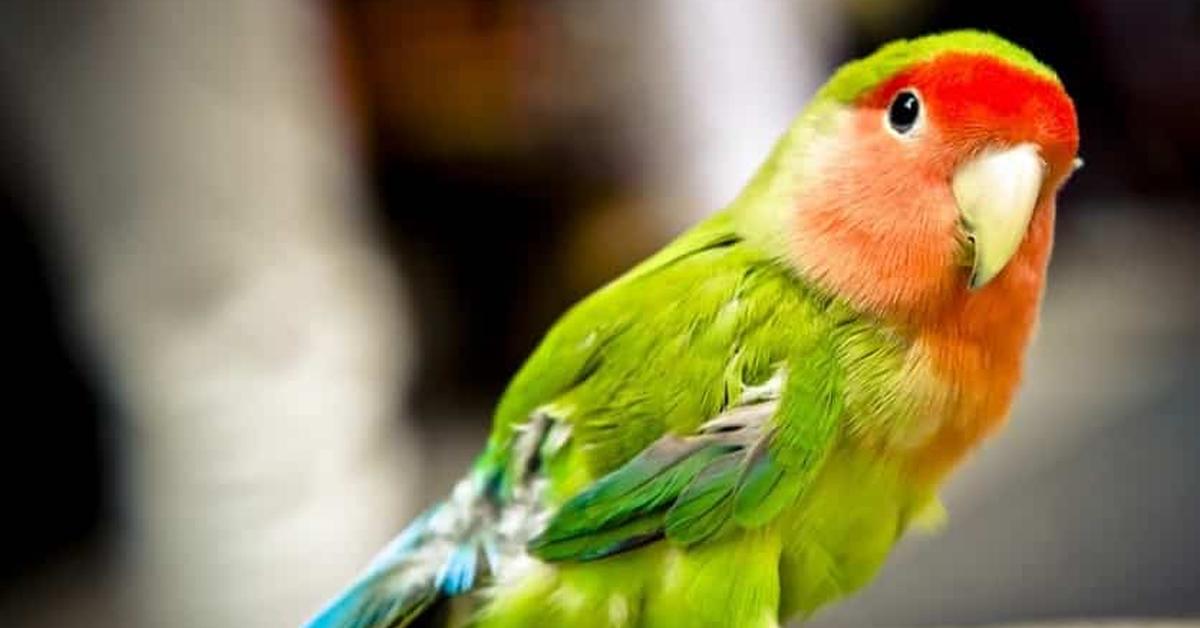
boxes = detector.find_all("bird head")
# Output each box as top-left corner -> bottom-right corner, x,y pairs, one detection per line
746,31 -> 1080,321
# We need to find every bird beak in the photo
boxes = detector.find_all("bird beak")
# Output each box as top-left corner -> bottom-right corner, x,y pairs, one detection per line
952,143 -> 1046,290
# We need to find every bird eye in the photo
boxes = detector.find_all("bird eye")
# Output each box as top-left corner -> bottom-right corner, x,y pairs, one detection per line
887,90 -> 921,135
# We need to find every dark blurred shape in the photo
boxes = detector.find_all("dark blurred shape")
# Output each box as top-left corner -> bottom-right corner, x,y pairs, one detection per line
0,131 -> 107,585
336,0 -> 537,157
332,0 -> 626,409
1080,0 -> 1200,199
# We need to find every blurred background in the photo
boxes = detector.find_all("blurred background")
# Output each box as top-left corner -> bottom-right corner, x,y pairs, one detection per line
0,1 -> 1196,626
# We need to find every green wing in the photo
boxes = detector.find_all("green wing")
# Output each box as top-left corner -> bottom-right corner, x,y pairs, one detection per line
529,400 -> 773,559
528,344 -> 842,560
478,210 -> 846,561
485,211 -> 744,457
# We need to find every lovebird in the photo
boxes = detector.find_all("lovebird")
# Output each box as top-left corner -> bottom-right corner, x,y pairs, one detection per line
310,30 -> 1080,628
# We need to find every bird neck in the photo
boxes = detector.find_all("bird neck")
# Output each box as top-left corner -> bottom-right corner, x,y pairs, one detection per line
900,201 -> 1055,483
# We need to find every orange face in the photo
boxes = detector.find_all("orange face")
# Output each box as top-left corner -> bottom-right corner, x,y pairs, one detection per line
790,54 -> 1079,324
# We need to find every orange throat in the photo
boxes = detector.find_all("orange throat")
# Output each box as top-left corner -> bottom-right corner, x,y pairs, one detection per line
904,199 -> 1055,482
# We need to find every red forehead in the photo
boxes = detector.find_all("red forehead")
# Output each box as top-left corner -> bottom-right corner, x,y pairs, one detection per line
861,53 -> 1078,167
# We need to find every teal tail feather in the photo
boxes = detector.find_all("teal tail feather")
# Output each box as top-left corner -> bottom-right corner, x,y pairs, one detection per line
305,478 -> 490,628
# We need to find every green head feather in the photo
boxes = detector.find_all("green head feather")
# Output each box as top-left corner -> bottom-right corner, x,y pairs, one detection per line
818,30 -> 1060,104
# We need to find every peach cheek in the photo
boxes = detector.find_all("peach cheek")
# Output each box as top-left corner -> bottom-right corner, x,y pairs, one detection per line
790,110 -> 962,319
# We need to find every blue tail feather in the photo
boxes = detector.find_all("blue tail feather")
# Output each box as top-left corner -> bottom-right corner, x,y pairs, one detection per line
304,477 -> 491,628
437,544 -> 479,596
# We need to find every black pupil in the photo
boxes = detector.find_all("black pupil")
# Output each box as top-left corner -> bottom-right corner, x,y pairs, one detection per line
888,91 -> 920,133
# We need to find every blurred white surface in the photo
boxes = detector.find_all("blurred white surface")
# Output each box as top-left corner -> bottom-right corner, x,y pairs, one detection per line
0,1 -> 418,626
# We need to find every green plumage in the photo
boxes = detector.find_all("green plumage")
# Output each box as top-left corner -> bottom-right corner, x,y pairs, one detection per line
817,30 -> 1057,104
309,29 -> 1061,628
468,212 -> 927,627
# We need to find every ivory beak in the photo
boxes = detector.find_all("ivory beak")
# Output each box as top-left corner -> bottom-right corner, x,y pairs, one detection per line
952,143 -> 1046,290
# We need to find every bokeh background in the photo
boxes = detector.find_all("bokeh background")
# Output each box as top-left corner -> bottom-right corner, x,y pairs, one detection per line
0,1 -> 1196,626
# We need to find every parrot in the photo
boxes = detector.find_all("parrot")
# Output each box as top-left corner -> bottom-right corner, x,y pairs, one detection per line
308,30 -> 1080,628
